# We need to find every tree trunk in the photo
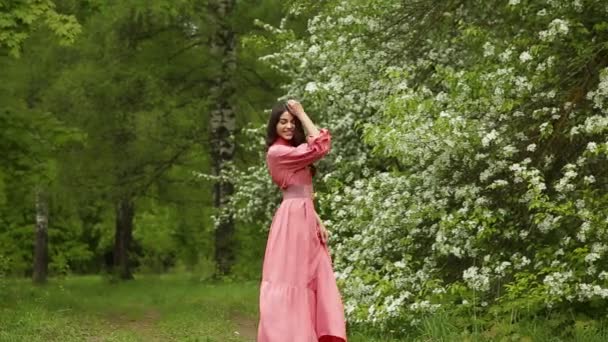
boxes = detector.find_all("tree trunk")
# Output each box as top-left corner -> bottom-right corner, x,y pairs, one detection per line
113,198 -> 135,280
209,0 -> 237,277
32,187 -> 48,284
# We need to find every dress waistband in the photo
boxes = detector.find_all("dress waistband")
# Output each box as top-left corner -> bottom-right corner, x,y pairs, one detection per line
282,185 -> 314,200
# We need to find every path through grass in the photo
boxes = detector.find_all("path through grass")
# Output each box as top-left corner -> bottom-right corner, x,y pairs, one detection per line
0,274 -> 398,342
0,274 -> 260,341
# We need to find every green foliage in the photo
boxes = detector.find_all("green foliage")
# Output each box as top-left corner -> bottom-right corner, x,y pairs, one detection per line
133,205 -> 179,274
0,254 -> 8,297
1,0 -> 287,282
0,0 -> 81,57
225,0 -> 608,337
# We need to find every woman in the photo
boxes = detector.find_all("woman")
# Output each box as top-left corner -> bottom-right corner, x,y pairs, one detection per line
257,99 -> 347,342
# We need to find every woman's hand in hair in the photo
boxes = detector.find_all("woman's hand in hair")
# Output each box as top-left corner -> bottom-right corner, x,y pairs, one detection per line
286,99 -> 305,118
287,99 -> 320,138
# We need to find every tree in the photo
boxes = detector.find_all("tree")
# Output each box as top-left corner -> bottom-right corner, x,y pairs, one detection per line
1,0 -> 288,282
0,0 -> 80,57
32,188 -> 48,283
1,24 -> 84,281
207,0 -> 238,277
1,0 -> 83,283
41,0 -> 212,279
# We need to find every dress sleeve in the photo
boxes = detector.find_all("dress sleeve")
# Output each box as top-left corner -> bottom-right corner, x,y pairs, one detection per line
268,128 -> 332,172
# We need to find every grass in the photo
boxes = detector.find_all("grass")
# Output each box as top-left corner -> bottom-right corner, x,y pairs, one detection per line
1,275 -> 607,341
412,311 -> 608,342
0,274 -> 258,341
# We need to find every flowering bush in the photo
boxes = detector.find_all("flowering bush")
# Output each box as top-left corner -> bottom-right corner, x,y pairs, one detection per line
228,0 -> 608,335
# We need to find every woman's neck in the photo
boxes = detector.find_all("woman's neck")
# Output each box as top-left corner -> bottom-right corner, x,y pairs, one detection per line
275,136 -> 292,146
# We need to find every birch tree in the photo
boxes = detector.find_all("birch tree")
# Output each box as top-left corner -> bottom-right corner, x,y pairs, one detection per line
208,0 -> 238,276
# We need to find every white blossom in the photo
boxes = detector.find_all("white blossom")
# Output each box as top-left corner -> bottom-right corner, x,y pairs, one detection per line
519,51 -> 533,63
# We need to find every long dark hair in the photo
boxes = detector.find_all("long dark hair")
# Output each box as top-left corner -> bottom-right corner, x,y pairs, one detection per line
266,101 -> 316,176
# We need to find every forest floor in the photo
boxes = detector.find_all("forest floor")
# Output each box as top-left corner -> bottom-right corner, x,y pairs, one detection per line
0,274 -> 394,342
4,274 -> 604,341
0,274 -> 261,342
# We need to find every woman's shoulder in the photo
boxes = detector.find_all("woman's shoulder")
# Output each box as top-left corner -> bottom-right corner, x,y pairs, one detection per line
267,143 -> 295,157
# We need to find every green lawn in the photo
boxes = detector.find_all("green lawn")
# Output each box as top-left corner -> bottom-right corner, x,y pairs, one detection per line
2,275 -> 605,341
0,274 -> 261,341
0,274 -> 398,342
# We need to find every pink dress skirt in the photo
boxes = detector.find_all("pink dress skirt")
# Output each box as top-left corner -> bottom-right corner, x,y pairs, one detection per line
257,129 -> 347,342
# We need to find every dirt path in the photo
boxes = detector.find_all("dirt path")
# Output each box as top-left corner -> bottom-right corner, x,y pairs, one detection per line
230,311 -> 258,341
88,308 -> 256,341
88,309 -> 163,341
121,309 -> 162,338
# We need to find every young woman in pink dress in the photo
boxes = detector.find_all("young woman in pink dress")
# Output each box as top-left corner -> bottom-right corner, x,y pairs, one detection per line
257,99 -> 347,342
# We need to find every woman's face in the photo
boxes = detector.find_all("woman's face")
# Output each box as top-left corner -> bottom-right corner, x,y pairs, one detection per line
276,111 -> 295,140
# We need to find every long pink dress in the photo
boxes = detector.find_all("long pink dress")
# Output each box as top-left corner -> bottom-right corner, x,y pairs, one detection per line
257,128 -> 347,342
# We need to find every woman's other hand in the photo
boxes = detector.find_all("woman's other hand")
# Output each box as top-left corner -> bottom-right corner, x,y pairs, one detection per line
318,221 -> 329,244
